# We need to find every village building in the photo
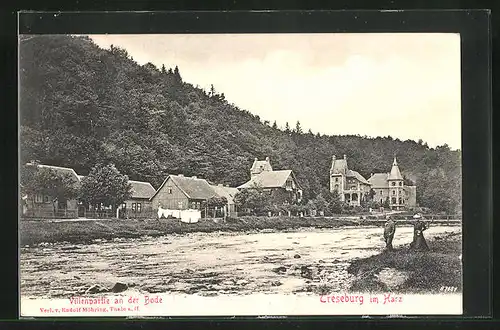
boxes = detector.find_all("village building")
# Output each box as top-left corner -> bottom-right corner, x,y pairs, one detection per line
117,180 -> 156,218
150,174 -> 238,217
329,155 -> 371,206
237,157 -> 303,204
368,157 -> 417,210
21,163 -> 81,217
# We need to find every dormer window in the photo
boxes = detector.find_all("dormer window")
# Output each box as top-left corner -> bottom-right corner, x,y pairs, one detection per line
391,182 -> 396,186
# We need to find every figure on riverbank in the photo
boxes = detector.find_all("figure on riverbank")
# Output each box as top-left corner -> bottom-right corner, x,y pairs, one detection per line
383,217 -> 396,251
410,219 -> 430,251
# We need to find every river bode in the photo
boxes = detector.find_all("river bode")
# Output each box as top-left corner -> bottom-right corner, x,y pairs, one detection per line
20,225 -> 461,299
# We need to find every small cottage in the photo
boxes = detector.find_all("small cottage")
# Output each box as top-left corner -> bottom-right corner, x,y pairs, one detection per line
150,174 -> 239,218
238,157 -> 303,204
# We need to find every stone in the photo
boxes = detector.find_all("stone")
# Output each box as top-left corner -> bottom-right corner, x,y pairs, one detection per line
374,268 -> 410,289
294,254 -> 301,259
85,284 -> 109,294
111,282 -> 128,293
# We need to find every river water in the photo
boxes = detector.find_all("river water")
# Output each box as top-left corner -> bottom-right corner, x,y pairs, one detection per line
20,225 -> 461,299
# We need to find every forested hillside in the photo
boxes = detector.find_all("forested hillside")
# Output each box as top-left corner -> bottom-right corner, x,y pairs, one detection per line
19,35 -> 462,213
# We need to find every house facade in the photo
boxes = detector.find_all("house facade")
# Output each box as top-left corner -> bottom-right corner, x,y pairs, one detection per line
150,174 -> 238,217
238,157 -> 303,204
329,155 -> 371,206
21,163 -> 81,218
367,157 -> 417,210
118,180 -> 156,218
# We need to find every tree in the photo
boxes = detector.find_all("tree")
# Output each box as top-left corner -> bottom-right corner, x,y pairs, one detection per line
209,84 -> 216,97
79,163 -> 132,212
203,196 -> 228,218
326,190 -> 344,215
20,163 -> 79,216
295,121 -> 303,134
284,122 -> 291,134
312,194 -> 328,214
234,186 -> 270,215
383,196 -> 390,209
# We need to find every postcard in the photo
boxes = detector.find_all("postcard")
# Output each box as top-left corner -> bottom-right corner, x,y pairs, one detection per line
19,32 -> 462,317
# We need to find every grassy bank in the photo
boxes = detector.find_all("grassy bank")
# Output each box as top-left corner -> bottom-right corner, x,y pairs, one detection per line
20,216 -> 365,246
347,232 -> 462,294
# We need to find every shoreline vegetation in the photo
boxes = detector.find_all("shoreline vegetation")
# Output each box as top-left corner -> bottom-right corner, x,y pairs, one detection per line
346,232 -> 462,294
20,216 -> 460,246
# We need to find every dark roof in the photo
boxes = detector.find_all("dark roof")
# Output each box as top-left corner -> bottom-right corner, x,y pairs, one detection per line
238,170 -> 296,189
129,180 -> 156,199
368,173 -> 389,188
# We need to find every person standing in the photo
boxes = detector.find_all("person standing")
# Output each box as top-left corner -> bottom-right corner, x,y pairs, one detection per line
410,217 -> 430,251
383,216 -> 396,251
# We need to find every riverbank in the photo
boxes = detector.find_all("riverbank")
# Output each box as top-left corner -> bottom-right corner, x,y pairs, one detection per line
20,216 -> 368,246
346,231 -> 462,294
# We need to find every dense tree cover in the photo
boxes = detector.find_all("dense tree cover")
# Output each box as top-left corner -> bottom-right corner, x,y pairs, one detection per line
79,163 -> 132,211
19,35 -> 462,214
20,162 -> 79,214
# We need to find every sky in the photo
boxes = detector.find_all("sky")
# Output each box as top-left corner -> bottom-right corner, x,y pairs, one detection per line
88,33 -> 461,150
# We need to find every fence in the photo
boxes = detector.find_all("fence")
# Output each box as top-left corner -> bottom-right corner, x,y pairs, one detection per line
21,208 -> 78,219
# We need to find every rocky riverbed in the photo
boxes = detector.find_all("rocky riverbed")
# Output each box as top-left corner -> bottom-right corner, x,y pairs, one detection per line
20,225 -> 461,299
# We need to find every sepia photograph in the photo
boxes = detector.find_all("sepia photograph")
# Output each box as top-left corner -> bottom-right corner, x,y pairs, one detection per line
19,32 -> 463,316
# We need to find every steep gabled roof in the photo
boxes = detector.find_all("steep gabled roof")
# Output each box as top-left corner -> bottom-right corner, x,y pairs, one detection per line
35,164 -> 81,183
211,184 -> 239,205
151,175 -> 218,200
346,169 -> 370,185
388,157 -> 404,181
129,180 -> 156,199
330,159 -> 348,175
238,170 -> 297,189
368,173 -> 389,188
251,158 -> 273,173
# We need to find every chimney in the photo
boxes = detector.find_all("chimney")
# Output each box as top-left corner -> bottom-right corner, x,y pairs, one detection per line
254,157 -> 258,161
192,176 -> 197,179
265,156 -> 270,162
178,174 -> 184,177
332,155 -> 336,161
370,173 -> 373,177
218,183 -> 223,187
343,154 -> 347,160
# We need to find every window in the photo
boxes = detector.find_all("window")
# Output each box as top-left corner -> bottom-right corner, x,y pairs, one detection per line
121,203 -> 126,209
137,203 -> 142,213
380,190 -> 383,195
131,203 -> 136,211
168,188 -> 172,194
335,177 -> 339,182
35,194 -> 43,203
44,195 -> 50,203
335,184 -> 339,190
391,182 -> 396,186
178,201 -> 184,209
399,182 -> 402,186
392,191 -> 396,195
391,198 -> 397,204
